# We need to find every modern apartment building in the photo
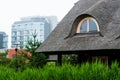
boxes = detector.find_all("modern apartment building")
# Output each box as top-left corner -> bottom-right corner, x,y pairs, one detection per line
0,32 -> 8,49
11,16 -> 58,48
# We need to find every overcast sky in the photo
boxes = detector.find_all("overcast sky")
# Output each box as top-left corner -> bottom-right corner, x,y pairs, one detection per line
0,0 -> 78,48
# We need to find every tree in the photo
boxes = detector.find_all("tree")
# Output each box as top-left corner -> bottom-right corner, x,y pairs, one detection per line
25,32 -> 41,54
25,31 -> 48,68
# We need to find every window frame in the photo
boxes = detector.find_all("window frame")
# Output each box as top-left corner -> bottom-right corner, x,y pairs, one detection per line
76,17 -> 100,33
92,56 -> 108,65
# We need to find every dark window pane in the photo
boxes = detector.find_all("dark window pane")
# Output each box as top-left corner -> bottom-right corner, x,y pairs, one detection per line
89,19 -> 98,32
80,20 -> 87,33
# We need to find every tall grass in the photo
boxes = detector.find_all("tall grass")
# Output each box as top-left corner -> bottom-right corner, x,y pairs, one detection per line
0,62 -> 120,80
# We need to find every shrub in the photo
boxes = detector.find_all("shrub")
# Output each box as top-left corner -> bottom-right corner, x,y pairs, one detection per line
0,58 -> 10,65
8,55 -> 27,71
29,53 -> 48,68
0,52 -> 10,66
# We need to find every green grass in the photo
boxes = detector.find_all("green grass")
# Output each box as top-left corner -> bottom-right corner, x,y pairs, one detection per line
0,62 -> 120,80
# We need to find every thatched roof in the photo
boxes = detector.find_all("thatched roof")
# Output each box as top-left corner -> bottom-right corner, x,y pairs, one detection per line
36,0 -> 120,53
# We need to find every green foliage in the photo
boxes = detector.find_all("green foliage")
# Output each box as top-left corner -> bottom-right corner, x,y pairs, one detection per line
25,31 -> 48,68
0,51 -> 10,65
46,62 -> 56,66
20,41 -> 24,49
0,52 -> 7,56
1,62 -> 120,80
30,53 -> 48,68
0,58 -> 10,65
62,54 -> 78,64
25,31 -> 41,54
8,53 -> 27,71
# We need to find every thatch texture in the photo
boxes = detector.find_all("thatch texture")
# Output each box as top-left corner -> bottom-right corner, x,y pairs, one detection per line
36,0 -> 120,53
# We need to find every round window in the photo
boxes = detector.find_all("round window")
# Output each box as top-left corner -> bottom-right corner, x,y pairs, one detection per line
76,17 -> 99,33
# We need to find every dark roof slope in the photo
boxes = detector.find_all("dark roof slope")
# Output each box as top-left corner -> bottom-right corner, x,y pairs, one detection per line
36,0 -> 120,53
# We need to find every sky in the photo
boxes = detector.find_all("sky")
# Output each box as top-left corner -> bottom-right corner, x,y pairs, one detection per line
0,0 -> 78,48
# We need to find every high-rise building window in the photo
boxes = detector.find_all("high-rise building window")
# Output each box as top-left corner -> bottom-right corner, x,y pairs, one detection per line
18,25 -> 21,26
12,31 -> 17,36
17,37 -> 20,41
24,30 -> 29,35
20,36 -> 23,40
3,43 -> 6,48
3,37 -> 7,42
24,36 -> 29,41
13,37 -> 17,41
17,31 -> 21,36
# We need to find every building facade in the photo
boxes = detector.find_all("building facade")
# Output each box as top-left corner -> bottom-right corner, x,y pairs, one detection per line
11,16 -> 58,48
0,32 -> 8,49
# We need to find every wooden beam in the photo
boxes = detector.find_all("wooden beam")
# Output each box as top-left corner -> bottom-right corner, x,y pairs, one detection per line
57,54 -> 62,66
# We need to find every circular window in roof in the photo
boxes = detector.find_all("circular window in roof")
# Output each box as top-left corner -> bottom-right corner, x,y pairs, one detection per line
76,17 -> 99,33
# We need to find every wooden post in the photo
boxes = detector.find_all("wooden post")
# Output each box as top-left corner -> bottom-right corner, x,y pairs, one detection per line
58,54 -> 62,66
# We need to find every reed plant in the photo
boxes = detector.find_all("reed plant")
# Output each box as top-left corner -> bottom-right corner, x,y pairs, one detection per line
0,62 -> 120,80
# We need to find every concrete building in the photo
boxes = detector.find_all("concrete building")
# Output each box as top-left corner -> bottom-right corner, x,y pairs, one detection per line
0,32 -> 8,49
11,16 -> 58,48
